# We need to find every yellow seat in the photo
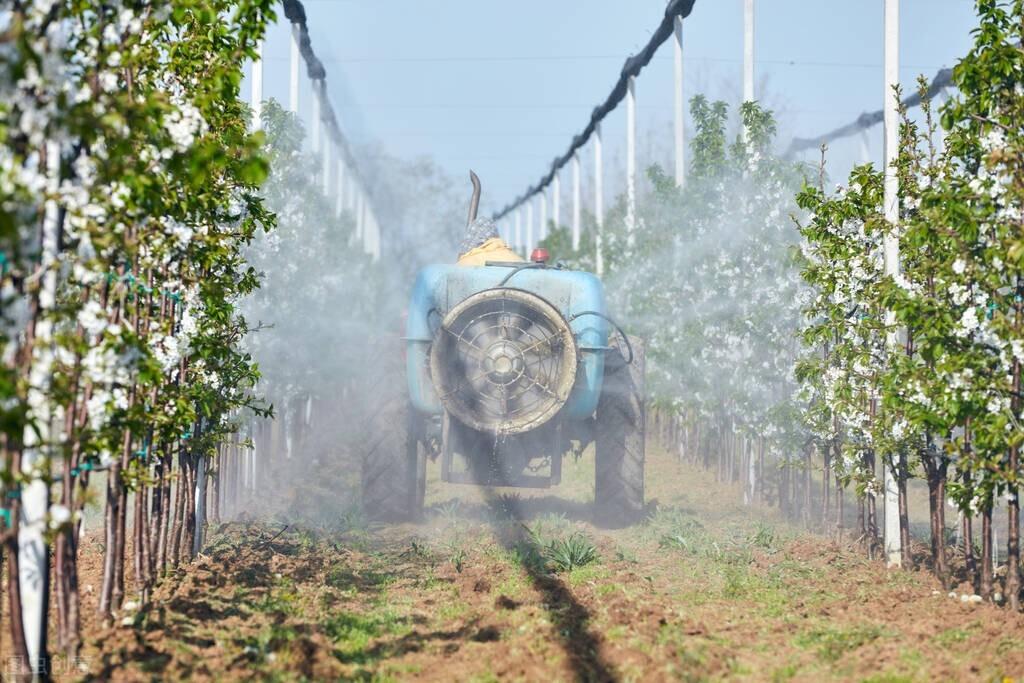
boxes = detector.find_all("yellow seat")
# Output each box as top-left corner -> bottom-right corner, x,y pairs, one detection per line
456,237 -> 524,267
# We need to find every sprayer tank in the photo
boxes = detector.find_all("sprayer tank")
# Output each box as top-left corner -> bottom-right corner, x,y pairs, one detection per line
405,264 -> 609,422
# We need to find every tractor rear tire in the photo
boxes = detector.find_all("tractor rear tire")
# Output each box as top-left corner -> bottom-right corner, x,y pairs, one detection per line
594,334 -> 645,527
360,373 -> 427,523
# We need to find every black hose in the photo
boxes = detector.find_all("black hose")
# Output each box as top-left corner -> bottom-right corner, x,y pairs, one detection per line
567,310 -> 634,366
497,262 -> 547,287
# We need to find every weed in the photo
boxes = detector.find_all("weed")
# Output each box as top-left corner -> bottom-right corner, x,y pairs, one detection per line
934,624 -> 978,646
337,507 -> 369,536
254,581 -> 300,617
748,522 -> 776,550
540,532 -> 599,573
449,547 -> 467,573
490,493 -> 522,520
614,546 -> 638,563
436,500 -> 463,524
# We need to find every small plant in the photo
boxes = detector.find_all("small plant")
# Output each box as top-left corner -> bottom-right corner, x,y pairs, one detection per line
749,522 -> 776,550
450,548 -> 467,573
540,532 -> 599,573
490,493 -> 522,520
436,500 -> 463,524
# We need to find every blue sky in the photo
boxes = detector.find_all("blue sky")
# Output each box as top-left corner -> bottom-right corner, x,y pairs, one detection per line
250,1 -> 978,217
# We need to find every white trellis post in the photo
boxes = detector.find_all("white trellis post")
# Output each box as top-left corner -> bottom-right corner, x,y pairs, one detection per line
572,151 -> 581,251
742,0 -> 755,145
515,207 -> 523,254
356,189 -> 366,244
552,172 -> 561,230
20,139 -> 61,674
883,0 -> 902,569
525,199 -> 534,253
860,129 -> 871,163
594,121 -> 605,275
289,24 -> 300,114
336,158 -> 346,217
674,15 -> 686,187
744,0 -> 755,104
625,75 -> 637,244
311,80 -> 321,154
251,40 -> 263,130
539,190 -> 548,242
322,139 -> 332,196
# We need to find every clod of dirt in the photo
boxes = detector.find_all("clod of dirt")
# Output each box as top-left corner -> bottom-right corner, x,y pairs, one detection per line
473,579 -> 491,593
495,595 -> 520,610
472,626 -> 502,642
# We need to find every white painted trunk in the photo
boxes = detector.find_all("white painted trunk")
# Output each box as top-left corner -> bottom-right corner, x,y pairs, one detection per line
193,456 -> 207,556
19,139 -> 61,673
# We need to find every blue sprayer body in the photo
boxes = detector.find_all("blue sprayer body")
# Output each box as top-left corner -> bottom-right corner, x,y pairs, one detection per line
405,264 -> 609,423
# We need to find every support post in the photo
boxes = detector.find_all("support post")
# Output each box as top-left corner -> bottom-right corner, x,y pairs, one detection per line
525,199 -> 534,253
860,129 -> 871,164
515,207 -> 523,255
674,15 -> 685,187
288,24 -> 300,114
356,189 -> 366,244
552,172 -> 561,230
336,159 -> 346,217
625,76 -> 637,244
251,40 -> 263,130
883,0 -> 902,569
594,122 -> 605,275
742,0 -> 755,144
322,140 -> 332,196
311,80 -> 321,154
572,151 -> 581,252
744,0 -> 755,104
539,191 -> 548,242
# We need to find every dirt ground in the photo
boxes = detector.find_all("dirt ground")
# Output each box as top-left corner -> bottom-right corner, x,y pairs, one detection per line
63,444 -> 1024,682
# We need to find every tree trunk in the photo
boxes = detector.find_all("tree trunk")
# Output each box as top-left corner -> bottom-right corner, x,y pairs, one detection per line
965,510 -> 978,591
5,457 -> 32,679
898,456 -> 912,569
924,453 -> 949,586
981,503 -> 994,600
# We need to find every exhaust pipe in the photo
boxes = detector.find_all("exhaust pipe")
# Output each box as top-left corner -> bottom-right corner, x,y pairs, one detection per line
466,170 -> 481,227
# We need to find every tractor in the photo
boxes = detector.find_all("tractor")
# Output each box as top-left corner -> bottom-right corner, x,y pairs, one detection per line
361,173 -> 645,526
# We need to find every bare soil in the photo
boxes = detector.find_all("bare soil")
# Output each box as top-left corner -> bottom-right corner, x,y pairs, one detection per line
65,445 -> 1024,682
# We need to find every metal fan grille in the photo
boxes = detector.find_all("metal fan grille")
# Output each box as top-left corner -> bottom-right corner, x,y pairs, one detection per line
430,288 -> 578,435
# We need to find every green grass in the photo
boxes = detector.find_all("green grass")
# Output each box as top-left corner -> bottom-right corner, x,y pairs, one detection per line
795,623 -> 890,663
324,608 -> 412,665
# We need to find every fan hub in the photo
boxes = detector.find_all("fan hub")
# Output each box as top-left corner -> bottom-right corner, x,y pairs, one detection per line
484,342 -> 523,383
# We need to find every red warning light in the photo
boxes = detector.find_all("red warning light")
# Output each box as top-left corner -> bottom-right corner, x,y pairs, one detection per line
530,248 -> 550,264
